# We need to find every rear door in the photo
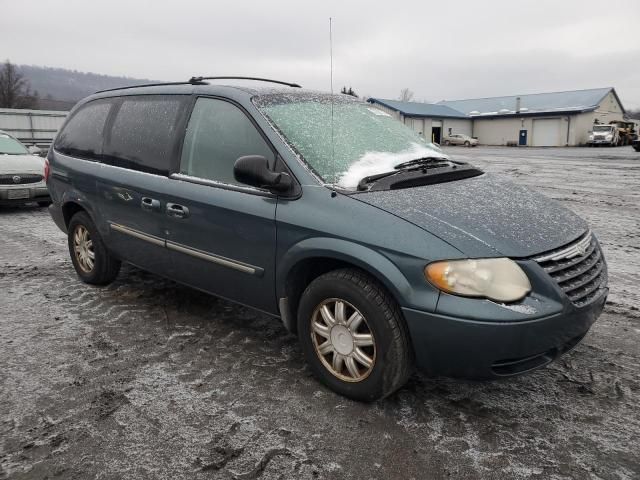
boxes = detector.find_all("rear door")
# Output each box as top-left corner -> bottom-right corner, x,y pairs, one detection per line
96,94 -> 190,275
163,96 -> 279,314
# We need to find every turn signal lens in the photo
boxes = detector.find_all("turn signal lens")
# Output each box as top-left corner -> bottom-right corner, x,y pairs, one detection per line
425,258 -> 531,302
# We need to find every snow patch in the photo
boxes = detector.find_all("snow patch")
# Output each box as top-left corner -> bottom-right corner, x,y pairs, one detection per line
337,143 -> 448,189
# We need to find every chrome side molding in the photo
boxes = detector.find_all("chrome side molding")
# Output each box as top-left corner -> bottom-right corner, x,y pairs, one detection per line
109,222 -> 262,276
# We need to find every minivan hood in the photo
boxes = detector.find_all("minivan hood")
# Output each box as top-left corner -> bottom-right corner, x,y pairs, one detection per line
355,173 -> 588,258
0,154 -> 45,174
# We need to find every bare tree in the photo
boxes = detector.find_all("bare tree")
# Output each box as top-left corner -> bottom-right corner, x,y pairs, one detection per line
398,88 -> 414,102
340,86 -> 358,97
0,60 -> 39,109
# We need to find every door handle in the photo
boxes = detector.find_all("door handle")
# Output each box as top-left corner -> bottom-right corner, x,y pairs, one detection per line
141,197 -> 161,212
166,203 -> 189,219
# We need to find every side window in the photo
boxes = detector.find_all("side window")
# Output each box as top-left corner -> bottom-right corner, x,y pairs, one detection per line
180,98 -> 274,186
103,95 -> 186,175
54,100 -> 112,160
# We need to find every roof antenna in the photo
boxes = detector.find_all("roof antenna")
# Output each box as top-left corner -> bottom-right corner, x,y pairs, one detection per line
329,17 -> 337,197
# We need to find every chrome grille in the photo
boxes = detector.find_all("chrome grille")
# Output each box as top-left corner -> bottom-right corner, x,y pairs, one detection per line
534,231 -> 607,308
0,174 -> 43,185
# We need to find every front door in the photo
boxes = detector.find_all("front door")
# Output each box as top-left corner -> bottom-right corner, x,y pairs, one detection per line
164,96 -> 279,314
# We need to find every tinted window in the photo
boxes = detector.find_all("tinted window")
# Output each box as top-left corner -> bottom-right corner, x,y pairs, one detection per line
54,100 -> 112,160
180,98 -> 274,186
103,95 -> 186,175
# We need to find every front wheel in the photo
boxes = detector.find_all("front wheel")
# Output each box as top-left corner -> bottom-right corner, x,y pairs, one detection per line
297,268 -> 412,401
443,140 -> 450,146
68,211 -> 121,285
464,141 -> 471,147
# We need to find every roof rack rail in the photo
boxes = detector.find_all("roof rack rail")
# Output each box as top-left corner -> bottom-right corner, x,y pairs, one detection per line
188,76 -> 301,88
94,76 -> 301,95
95,81 -> 202,94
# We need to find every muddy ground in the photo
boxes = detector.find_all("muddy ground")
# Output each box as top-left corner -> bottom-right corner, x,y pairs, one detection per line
1,146 -> 639,480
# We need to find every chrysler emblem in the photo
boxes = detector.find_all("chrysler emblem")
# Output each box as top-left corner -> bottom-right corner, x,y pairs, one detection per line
575,243 -> 587,256
12,175 -> 21,184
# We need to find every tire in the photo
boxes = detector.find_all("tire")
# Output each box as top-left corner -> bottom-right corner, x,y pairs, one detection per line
443,140 -> 450,146
464,141 -> 471,147
37,201 -> 52,207
67,211 -> 121,285
297,268 -> 412,401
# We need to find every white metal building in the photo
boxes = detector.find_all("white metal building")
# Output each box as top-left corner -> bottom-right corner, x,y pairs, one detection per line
369,87 -> 628,147
366,99 -> 471,144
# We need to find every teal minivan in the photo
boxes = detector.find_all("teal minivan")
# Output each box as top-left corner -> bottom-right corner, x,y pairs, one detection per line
46,78 -> 608,401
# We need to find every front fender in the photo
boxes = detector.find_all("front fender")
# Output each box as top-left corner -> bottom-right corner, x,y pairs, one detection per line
277,236 -> 436,312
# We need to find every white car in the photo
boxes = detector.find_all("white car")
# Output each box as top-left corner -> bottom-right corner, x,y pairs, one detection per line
0,130 -> 50,207
443,133 -> 479,147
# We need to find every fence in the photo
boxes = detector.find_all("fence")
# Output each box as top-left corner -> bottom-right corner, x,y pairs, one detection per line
0,108 -> 68,148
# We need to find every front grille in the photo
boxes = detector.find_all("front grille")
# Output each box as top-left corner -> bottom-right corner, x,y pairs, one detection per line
0,174 -> 43,185
533,231 -> 607,308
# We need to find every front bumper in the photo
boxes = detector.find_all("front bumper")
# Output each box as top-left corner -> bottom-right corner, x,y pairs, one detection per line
403,289 -> 607,379
0,185 -> 50,205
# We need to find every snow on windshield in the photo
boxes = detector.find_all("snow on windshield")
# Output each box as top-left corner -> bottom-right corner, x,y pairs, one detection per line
254,93 -> 446,189
336,142 -> 447,189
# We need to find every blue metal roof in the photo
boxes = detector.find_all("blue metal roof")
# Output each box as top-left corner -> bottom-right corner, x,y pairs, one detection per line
369,88 -> 623,120
437,87 -> 619,116
367,98 -> 468,119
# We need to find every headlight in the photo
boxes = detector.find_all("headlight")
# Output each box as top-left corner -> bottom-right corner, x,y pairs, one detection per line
605,134 -> 613,140
425,258 -> 531,302
588,134 -> 594,140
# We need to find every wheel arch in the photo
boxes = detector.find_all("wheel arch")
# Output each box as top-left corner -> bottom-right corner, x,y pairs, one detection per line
277,238 -> 412,333
60,191 -> 99,230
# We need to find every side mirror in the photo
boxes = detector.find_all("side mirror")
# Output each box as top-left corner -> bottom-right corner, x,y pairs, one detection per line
233,155 -> 292,193
28,146 -> 41,155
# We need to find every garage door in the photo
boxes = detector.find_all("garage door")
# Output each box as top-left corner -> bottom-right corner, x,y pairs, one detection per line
532,119 -> 562,146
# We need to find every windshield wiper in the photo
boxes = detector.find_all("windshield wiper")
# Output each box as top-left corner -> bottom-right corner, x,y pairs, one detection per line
394,156 -> 464,169
357,156 -> 461,191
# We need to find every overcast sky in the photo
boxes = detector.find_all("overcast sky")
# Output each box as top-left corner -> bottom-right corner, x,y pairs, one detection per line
4,0 -> 640,109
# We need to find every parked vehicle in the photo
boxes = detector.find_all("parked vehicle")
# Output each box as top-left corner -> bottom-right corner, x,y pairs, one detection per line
588,124 -> 619,146
587,122 -> 637,147
0,130 -> 51,207
46,78 -> 608,401
611,120 -> 637,146
633,139 -> 640,152
443,133 -> 478,147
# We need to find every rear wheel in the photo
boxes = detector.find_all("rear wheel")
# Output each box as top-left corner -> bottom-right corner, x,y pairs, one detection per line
297,268 -> 412,401
464,140 -> 471,147
68,211 -> 120,285
443,140 -> 450,146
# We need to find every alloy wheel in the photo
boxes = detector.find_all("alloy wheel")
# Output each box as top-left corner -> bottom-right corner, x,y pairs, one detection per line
73,225 -> 95,273
310,298 -> 376,382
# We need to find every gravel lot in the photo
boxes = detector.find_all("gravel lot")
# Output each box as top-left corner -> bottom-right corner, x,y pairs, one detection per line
1,146 -> 639,480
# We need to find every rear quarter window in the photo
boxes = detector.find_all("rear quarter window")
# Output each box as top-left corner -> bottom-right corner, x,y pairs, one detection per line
54,100 -> 113,160
102,95 -> 187,175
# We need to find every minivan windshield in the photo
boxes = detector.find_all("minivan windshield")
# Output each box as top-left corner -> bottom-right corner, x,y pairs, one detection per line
0,134 -> 29,155
254,93 -> 447,190
593,125 -> 614,132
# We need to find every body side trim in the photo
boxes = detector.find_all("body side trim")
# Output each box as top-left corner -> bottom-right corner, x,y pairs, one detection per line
109,222 -> 165,247
166,240 -> 263,276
